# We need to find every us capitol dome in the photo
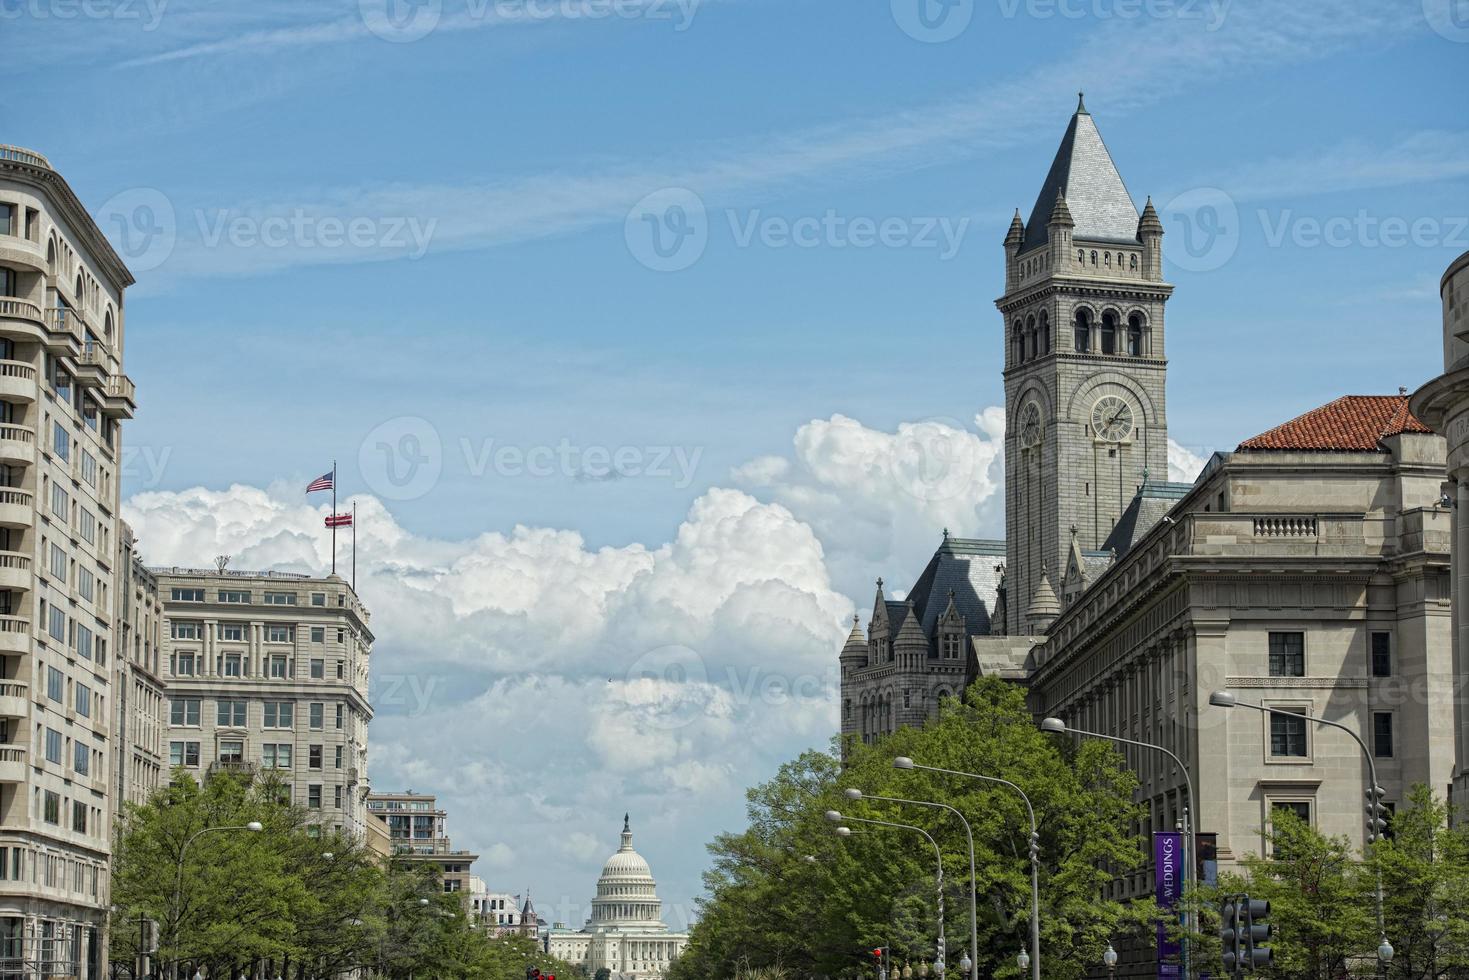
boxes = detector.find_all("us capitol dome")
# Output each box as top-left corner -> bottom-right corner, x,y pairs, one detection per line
547,816 -> 689,978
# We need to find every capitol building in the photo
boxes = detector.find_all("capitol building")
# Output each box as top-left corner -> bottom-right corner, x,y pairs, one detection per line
547,816 -> 689,978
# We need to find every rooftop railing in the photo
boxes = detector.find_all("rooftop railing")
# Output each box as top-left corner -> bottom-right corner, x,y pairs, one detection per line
0,145 -> 50,169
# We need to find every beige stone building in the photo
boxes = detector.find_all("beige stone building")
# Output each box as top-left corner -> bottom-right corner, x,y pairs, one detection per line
113,523 -> 164,812
0,143 -> 137,979
156,568 -> 374,837
1409,247 -> 1469,809
365,791 -> 479,911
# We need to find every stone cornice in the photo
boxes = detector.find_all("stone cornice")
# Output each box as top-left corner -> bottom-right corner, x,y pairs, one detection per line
0,155 -> 136,289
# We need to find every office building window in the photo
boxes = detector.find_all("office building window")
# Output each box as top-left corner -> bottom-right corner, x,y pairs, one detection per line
170,698 -> 201,726
220,624 -> 245,641
1270,709 -> 1308,757
1374,712 -> 1394,758
263,702 -> 294,729
52,422 -> 68,461
308,785 -> 322,809
334,745 -> 343,769
218,590 -> 250,604
267,625 -> 293,643
311,627 -> 325,643
217,700 -> 246,727
309,745 -> 323,770
1371,632 -> 1392,678
311,592 -> 326,606
335,704 -> 344,730
223,653 -> 243,677
73,741 -> 89,775
268,655 -> 288,679
43,791 -> 60,824
45,728 -> 62,763
264,592 -> 297,605
263,743 -> 292,769
334,785 -> 343,809
219,740 -> 244,764
173,621 -> 201,640
48,607 -> 66,643
48,543 -> 66,581
309,703 -> 324,730
1269,632 -> 1305,677
174,652 -> 197,676
46,666 -> 63,702
169,741 -> 200,767
171,588 -> 205,602
74,683 -> 90,718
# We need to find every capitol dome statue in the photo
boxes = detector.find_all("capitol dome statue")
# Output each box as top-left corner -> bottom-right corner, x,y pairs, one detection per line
548,816 -> 689,978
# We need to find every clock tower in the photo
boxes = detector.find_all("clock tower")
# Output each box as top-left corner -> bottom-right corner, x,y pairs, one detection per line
998,95 -> 1173,631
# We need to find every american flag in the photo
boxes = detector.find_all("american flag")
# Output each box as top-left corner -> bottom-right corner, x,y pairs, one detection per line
325,513 -> 353,528
305,471 -> 334,494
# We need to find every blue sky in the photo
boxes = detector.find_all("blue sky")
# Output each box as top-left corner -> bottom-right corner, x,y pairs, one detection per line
5,0 -> 1467,928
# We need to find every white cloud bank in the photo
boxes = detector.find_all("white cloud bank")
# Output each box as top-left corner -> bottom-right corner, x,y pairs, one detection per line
122,408 -> 1204,920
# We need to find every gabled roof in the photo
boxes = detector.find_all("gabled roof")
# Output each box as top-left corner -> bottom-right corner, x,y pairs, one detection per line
1236,395 -> 1432,453
1022,96 -> 1140,252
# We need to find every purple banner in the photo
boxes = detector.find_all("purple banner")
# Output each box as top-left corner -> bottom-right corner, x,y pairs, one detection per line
1153,831 -> 1184,979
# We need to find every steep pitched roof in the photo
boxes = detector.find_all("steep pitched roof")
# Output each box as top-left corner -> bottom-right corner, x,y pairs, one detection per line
905,536 -> 1006,639
1101,481 -> 1194,559
1237,395 -> 1432,453
1022,96 -> 1140,252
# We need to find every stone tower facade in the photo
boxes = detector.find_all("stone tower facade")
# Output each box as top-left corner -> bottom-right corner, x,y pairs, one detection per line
998,95 -> 1174,628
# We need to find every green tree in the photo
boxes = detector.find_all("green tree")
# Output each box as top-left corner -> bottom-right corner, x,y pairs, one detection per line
1376,787 -> 1469,980
670,677 -> 1158,980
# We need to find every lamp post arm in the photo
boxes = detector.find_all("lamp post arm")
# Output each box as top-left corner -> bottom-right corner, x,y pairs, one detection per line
857,793 -> 978,980
905,763 -> 1040,980
839,816 -> 946,969
1230,699 -> 1385,941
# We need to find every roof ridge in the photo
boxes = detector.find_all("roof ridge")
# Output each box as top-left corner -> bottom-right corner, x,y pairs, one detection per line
1237,394 -> 1431,452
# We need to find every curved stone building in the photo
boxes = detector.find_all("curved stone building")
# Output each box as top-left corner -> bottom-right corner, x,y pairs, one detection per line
547,816 -> 688,978
1408,247 -> 1469,806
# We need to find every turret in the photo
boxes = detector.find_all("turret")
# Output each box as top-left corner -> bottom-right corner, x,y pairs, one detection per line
1004,209 -> 1026,291
1138,196 -> 1164,280
1024,565 -> 1061,635
894,600 -> 928,669
840,615 -> 868,674
1047,192 -> 1075,273
868,578 -> 891,665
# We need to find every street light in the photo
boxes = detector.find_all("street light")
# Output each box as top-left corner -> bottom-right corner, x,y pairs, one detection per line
170,822 -> 263,975
845,787 -> 978,980
894,757 -> 1040,980
1042,716 -> 1196,980
1104,942 -> 1119,980
1017,949 -> 1030,972
1208,691 -> 1391,965
827,810 -> 947,975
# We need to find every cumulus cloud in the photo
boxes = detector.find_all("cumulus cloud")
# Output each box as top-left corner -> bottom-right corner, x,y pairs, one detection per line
123,408 -> 1204,920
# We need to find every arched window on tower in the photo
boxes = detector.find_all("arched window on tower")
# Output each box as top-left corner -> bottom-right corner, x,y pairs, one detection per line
1074,310 -> 1091,352
1025,314 -> 1037,359
1039,310 -> 1050,354
1101,312 -> 1117,355
1013,322 -> 1025,365
1128,313 -> 1144,356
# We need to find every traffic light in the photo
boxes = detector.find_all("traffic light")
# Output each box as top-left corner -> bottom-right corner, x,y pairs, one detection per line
1366,786 -> 1390,843
1240,898 -> 1273,971
1220,899 -> 1241,975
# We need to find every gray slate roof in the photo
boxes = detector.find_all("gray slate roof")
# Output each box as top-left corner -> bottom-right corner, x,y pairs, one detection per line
1101,481 -> 1194,559
1022,103 -> 1141,252
904,536 -> 1006,639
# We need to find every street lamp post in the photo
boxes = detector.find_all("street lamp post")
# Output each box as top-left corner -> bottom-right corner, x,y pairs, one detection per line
844,788 -> 978,980
827,811 -> 947,975
170,821 -> 263,979
1208,691 -> 1393,968
893,758 -> 1041,980
1041,716 -> 1197,980
1104,942 -> 1119,980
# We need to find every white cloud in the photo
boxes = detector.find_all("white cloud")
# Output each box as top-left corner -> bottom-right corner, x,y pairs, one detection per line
1168,440 -> 1208,484
122,409 -> 1205,918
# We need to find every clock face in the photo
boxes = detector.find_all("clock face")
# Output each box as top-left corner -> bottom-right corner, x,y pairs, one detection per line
1091,395 -> 1135,442
1019,402 -> 1043,448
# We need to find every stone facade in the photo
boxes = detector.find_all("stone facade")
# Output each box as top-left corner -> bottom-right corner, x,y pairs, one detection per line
157,568 -> 374,838
838,103 -> 1469,914
113,523 -> 165,811
1409,247 -> 1469,809
0,143 -> 137,980
365,791 -> 480,913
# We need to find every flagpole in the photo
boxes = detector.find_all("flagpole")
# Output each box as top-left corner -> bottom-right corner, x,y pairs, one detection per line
331,458 -> 337,576
352,501 -> 357,592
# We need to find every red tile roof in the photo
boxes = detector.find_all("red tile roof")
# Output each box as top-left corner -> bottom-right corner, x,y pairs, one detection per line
1236,395 -> 1433,452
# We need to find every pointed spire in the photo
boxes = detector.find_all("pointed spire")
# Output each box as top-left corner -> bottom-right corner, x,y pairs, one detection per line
1004,209 -> 1025,247
841,615 -> 868,662
1023,100 -> 1139,251
1026,564 -> 1062,627
1138,196 -> 1163,237
1076,91 -> 1088,115
1048,192 -> 1074,229
896,601 -> 927,649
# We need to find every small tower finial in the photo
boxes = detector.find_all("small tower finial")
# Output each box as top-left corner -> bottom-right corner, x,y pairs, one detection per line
1077,91 -> 1088,114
